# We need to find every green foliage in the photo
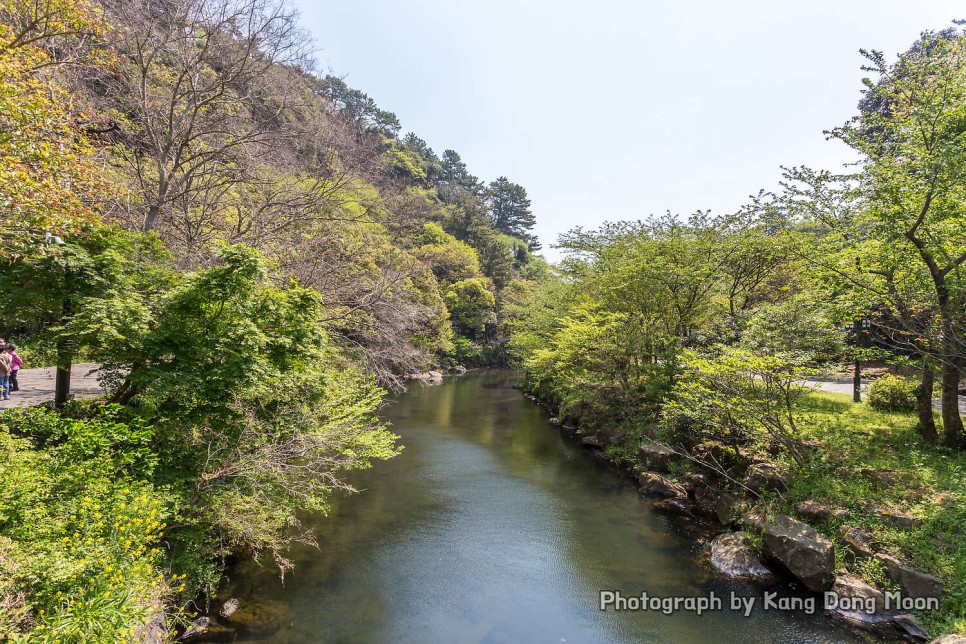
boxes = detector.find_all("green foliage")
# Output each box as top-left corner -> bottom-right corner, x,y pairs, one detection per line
868,374 -> 919,412
443,277 -> 496,336
0,407 -> 170,642
740,294 -> 845,364
665,346 -> 813,464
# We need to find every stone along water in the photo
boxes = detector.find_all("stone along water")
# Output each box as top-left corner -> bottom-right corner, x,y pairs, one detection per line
210,371 -> 860,643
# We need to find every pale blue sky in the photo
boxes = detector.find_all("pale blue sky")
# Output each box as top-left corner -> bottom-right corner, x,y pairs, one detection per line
293,1 -> 963,259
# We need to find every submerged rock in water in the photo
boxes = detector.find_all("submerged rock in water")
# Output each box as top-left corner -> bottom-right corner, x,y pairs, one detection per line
709,532 -> 774,582
761,514 -> 834,592
223,599 -> 291,638
218,598 -> 241,619
180,617 -> 210,641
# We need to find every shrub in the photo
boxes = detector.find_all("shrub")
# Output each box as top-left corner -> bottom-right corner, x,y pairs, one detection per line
867,374 -> 917,412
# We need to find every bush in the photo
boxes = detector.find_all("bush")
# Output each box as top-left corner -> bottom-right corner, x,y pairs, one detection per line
867,374 -> 917,412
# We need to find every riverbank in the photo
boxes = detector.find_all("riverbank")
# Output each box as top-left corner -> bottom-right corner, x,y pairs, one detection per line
521,386 -> 966,641
190,371 -> 861,642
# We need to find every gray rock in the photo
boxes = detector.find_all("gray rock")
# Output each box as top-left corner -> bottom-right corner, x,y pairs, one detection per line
639,443 -> 676,472
548,417 -> 561,426
875,508 -> 923,527
180,617 -> 210,641
581,434 -> 602,448
825,575 -> 894,628
894,614 -> 930,641
411,371 -> 443,386
930,636 -> 966,644
638,472 -> 688,500
219,598 -> 241,619
652,497 -> 691,513
448,365 -> 467,374
874,553 -> 944,600
796,500 -> 849,523
761,514 -> 835,591
710,532 -> 774,582
743,463 -> 788,492
837,524 -> 874,560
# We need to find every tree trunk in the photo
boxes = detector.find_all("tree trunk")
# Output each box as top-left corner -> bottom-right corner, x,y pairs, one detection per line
917,360 -> 937,444
941,359 -> 963,447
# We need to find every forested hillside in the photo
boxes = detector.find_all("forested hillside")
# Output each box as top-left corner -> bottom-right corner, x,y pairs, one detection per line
0,0 -> 543,639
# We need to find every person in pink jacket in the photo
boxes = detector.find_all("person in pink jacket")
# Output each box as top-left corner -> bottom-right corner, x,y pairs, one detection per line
6,344 -> 22,393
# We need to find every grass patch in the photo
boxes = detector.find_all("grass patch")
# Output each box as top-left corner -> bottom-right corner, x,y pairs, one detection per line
783,391 -> 966,635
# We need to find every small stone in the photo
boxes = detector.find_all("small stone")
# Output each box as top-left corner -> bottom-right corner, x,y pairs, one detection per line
180,617 -> 210,640
875,509 -> 924,528
219,598 -> 241,619
581,434 -> 602,448
548,417 -> 561,426
796,500 -> 849,523
837,525 -> 874,560
930,636 -> 966,644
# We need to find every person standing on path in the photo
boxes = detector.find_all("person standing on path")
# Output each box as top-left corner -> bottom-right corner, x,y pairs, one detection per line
6,344 -> 21,393
0,349 -> 10,400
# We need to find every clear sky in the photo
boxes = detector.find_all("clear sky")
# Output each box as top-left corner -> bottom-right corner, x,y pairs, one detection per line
292,0 -> 963,260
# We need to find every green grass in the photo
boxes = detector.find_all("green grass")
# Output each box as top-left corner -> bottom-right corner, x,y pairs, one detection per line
783,391 -> 966,635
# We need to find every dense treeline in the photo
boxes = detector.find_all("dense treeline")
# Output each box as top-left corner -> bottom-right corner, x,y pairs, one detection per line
0,0 -> 545,638
510,27 -> 966,636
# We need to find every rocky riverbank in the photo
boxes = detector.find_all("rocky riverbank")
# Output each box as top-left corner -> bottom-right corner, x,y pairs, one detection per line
523,391 -> 958,643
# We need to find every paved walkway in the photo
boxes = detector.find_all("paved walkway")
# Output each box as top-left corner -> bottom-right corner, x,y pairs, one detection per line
806,377 -> 966,414
0,363 -> 105,410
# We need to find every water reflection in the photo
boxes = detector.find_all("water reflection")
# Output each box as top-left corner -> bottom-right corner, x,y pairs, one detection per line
213,371 -> 860,643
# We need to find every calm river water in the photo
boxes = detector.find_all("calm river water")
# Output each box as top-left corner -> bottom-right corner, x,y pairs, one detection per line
213,371 -> 861,643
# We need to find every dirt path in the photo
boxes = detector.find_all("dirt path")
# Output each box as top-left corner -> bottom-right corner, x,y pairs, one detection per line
0,363 -> 105,410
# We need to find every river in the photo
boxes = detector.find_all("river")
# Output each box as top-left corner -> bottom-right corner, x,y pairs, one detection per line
209,370 -> 862,643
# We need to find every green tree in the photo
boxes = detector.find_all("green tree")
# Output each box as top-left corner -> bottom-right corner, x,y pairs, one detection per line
831,29 -> 966,446
444,277 -> 496,336
485,177 -> 539,250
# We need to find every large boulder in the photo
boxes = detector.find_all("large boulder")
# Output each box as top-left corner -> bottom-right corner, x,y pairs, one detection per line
874,553 -> 944,600
638,472 -> 687,500
639,443 -> 675,472
825,575 -> 895,629
761,514 -> 835,591
709,532 -> 774,582
743,463 -> 788,492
